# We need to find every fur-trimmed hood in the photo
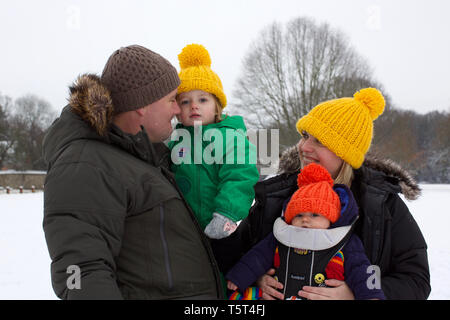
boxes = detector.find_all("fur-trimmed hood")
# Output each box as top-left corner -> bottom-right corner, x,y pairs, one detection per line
278,145 -> 421,200
68,73 -> 114,137
44,73 -> 172,168
43,74 -> 115,166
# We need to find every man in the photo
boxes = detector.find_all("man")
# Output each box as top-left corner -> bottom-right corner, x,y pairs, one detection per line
42,45 -> 223,299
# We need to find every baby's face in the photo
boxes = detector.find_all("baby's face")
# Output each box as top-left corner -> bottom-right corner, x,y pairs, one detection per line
291,212 -> 331,229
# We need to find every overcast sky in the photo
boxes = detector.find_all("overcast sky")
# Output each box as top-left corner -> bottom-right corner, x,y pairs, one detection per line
1,0 -> 449,115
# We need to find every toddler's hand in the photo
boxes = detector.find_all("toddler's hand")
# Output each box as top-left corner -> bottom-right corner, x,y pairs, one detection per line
227,281 -> 238,291
204,213 -> 237,239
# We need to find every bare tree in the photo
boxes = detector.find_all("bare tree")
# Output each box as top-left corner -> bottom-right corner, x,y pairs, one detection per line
0,93 -> 14,169
371,109 -> 450,183
417,111 -> 450,182
230,17 -> 382,148
9,94 -> 56,170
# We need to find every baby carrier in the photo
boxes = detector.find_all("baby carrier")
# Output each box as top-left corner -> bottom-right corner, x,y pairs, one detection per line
273,215 -> 357,299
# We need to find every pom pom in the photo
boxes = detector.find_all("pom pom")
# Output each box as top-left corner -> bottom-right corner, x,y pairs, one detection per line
297,163 -> 334,188
178,44 -> 211,69
353,88 -> 385,120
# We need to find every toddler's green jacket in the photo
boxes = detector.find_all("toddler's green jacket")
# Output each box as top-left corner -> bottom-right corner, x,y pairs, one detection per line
168,115 -> 260,229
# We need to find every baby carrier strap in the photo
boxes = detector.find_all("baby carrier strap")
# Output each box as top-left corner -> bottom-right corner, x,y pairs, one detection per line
274,219 -> 356,299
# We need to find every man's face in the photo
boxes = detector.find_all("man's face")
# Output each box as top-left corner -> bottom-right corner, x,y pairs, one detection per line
141,88 -> 180,142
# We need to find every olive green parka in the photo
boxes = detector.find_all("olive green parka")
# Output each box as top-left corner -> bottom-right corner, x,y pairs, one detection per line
42,74 -> 223,299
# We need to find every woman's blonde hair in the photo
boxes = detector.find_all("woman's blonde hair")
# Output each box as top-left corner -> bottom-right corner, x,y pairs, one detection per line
213,94 -> 224,123
333,161 -> 354,187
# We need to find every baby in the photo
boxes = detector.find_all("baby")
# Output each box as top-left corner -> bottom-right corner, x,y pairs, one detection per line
226,163 -> 385,300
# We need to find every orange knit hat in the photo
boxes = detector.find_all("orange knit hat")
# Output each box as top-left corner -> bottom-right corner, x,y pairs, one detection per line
284,163 -> 341,224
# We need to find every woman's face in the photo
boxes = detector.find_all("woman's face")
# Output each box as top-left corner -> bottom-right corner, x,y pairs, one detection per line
297,131 -> 343,179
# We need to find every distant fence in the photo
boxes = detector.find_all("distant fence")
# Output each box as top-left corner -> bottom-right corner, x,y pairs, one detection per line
0,171 -> 46,190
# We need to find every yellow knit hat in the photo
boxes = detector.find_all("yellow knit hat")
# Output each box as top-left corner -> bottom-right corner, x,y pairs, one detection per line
177,44 -> 227,108
296,88 -> 385,169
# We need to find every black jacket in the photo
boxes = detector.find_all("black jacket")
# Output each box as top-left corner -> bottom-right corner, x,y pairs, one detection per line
232,146 -> 430,300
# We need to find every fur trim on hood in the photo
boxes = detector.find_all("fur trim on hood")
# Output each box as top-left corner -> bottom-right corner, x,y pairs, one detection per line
68,73 -> 114,136
278,145 -> 421,201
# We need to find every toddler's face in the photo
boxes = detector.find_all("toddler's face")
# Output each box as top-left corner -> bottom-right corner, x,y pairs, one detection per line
291,212 -> 331,229
176,90 -> 217,126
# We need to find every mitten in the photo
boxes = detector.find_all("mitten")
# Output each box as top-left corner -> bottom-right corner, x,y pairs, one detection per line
204,213 -> 237,239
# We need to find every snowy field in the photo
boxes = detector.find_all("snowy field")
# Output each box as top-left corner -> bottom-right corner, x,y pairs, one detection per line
0,185 -> 449,300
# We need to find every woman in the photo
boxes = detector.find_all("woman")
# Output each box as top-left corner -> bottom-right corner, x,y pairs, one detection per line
234,88 -> 430,299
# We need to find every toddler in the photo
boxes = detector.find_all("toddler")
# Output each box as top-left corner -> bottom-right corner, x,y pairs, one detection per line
168,44 -> 259,265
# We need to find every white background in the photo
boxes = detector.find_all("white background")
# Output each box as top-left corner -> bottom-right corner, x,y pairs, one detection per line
1,0 -> 449,115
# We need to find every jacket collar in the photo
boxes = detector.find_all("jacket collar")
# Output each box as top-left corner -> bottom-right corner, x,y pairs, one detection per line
108,124 -> 165,167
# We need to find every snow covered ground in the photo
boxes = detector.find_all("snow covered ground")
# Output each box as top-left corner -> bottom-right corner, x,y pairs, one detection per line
0,185 -> 449,300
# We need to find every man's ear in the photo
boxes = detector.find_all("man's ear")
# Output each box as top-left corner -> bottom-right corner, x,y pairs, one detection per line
135,106 -> 147,117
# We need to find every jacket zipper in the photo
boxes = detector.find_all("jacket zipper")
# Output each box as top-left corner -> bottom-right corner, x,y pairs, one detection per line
160,167 -> 224,299
372,196 -> 386,264
283,247 -> 290,298
196,164 -> 201,219
159,204 -> 173,289
309,251 -> 315,286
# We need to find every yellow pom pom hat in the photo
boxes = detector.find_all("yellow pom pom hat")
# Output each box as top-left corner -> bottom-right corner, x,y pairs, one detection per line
177,44 -> 227,108
296,88 -> 385,169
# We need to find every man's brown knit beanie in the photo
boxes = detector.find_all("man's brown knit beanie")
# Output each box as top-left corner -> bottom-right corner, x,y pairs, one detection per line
101,45 -> 180,114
